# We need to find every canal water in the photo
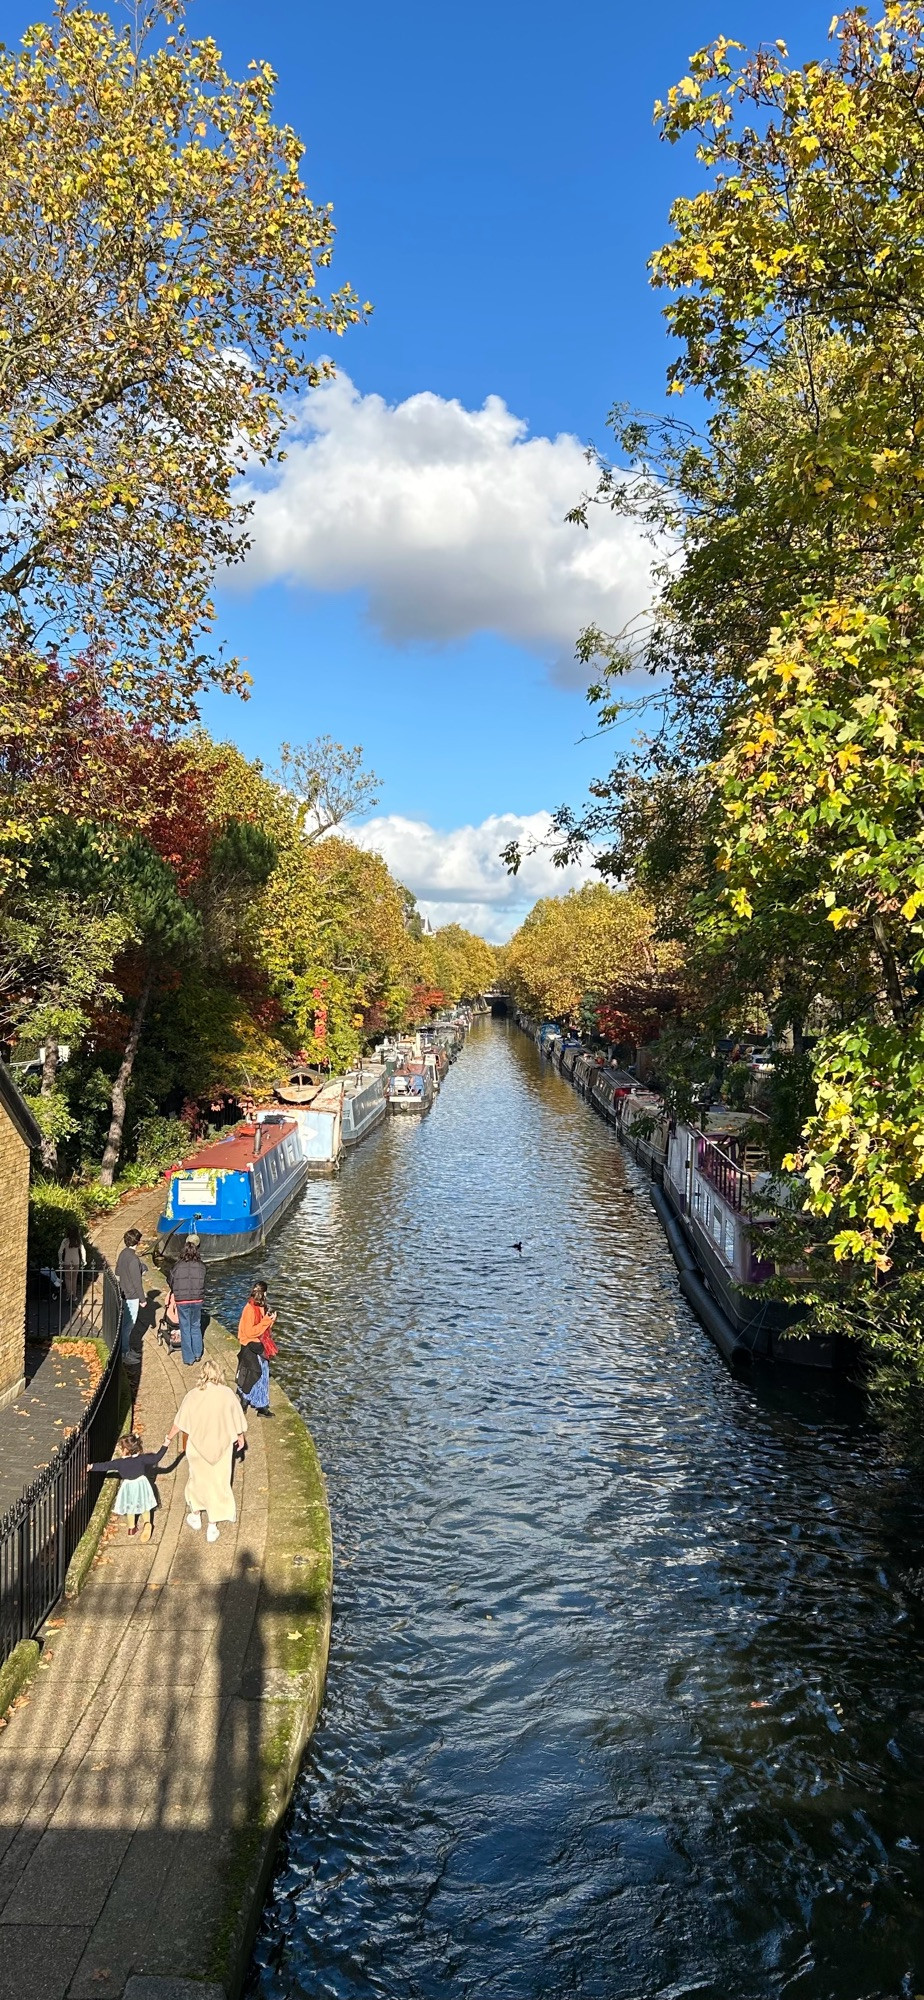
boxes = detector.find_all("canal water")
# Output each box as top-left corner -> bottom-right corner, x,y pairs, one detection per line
210,1022 -> 924,2000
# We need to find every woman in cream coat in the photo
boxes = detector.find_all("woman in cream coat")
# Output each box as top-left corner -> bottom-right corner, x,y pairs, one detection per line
166,1355 -> 246,1543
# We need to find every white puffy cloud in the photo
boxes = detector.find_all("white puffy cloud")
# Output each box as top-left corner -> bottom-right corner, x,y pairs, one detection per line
350,810 -> 596,943
237,374 -> 653,684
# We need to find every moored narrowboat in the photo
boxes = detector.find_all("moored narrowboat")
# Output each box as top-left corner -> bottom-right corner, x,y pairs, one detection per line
340,1066 -> 389,1145
389,1064 -> 435,1114
259,1100 -> 343,1175
157,1118 -> 309,1261
516,1014 -> 829,1371
659,1111 -> 828,1365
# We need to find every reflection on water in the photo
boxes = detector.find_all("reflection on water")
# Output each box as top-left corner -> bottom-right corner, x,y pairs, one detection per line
209,1022 -> 924,2000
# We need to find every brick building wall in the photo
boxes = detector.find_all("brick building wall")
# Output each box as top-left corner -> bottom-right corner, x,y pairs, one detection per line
0,1071 -> 41,1409
0,1111 -> 29,1405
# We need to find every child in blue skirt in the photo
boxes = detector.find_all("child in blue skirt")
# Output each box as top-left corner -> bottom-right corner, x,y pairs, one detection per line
89,1433 -> 168,1542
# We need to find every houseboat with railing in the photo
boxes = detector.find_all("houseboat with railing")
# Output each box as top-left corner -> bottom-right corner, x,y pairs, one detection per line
520,1012 -> 828,1370
654,1110 -> 829,1366
157,1117 -> 309,1261
419,1036 -> 448,1087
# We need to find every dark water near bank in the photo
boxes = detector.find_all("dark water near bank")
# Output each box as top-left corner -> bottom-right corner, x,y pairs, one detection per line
210,1022 -> 924,2000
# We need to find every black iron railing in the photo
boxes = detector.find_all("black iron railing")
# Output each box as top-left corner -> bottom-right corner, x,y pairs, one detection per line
0,1265 -> 123,1666
26,1261 -> 108,1345
696,1132 -> 751,1213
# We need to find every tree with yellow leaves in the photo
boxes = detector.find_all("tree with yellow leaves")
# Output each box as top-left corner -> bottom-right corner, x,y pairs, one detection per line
502,884 -> 674,1044
257,835 -> 422,1069
421,925 -> 499,1007
551,5 -> 924,1351
0,0 -> 363,762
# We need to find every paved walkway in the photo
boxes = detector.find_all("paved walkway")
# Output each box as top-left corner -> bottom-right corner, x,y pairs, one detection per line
0,1255 -> 271,2000
0,1344 -> 95,1521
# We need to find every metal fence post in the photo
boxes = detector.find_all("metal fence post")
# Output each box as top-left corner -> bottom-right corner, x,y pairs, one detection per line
0,1271 -> 124,1667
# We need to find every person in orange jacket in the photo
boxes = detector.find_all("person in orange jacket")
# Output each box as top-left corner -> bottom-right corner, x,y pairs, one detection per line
236,1280 -> 277,1417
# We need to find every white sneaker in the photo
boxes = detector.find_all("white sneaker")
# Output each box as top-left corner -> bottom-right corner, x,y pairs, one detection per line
206,1523 -> 219,1543
186,1511 -> 201,1531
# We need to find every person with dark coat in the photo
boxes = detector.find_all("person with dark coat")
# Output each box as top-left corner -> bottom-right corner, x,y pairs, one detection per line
89,1435 -> 168,1542
170,1240 -> 207,1366
115,1229 -> 147,1357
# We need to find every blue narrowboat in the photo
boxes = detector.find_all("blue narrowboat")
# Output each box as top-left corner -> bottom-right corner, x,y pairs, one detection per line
157,1117 -> 309,1262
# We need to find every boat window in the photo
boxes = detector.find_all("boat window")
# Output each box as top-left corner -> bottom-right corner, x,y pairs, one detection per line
712,1207 -> 724,1245
724,1217 -> 735,1260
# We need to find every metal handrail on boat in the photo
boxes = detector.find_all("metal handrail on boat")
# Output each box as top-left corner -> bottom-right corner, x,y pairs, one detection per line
695,1132 -> 752,1213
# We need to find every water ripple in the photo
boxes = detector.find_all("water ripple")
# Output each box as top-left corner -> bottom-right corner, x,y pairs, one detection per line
208,1022 -> 924,2000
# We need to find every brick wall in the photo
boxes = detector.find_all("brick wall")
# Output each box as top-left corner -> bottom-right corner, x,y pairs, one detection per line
0,1108 -> 28,1402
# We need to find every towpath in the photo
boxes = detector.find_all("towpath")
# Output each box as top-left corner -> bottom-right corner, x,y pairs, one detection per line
0,1189 -> 331,2000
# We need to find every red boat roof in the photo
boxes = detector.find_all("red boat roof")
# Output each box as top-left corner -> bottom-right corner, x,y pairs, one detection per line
175,1121 -> 298,1174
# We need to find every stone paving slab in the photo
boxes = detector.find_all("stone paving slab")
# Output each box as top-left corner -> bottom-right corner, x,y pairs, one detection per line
0,1295 -> 268,2000
0,1923 -> 90,2000
0,1185 -> 332,2000
0,1343 -> 95,1519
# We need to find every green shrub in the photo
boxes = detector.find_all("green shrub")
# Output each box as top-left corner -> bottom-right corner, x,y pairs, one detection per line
28,1178 -> 120,1265
114,1161 -> 165,1190
720,1060 -> 753,1111
132,1114 -> 191,1167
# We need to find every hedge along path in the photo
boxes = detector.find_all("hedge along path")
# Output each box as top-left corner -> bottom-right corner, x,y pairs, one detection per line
0,1189 -> 333,2000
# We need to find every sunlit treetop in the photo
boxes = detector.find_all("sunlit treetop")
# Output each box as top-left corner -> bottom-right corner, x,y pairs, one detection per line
0,0 -> 369,723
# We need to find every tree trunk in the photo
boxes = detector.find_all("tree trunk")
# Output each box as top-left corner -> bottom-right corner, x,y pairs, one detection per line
39,1034 -> 59,1175
871,912 -> 906,1026
99,967 -> 153,1186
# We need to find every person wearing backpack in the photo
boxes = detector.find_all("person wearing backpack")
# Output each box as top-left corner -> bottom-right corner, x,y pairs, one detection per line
170,1239 -> 207,1366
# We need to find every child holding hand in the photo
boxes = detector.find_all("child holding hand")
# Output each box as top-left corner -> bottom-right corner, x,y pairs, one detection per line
89,1433 -> 168,1542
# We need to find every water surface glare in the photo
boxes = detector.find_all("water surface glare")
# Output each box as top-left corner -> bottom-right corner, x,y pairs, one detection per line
210,1023 -> 924,2000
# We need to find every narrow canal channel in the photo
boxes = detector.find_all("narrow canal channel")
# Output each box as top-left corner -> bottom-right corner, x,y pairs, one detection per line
211,1022 -> 924,2000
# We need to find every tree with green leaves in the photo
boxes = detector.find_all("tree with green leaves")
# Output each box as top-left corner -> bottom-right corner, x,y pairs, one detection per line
98,836 -> 199,1183
539,4 -> 924,1348
0,822 -> 133,1169
0,0 -> 365,755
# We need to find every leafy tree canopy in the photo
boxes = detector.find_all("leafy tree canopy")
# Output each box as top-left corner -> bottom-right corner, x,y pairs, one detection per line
0,0 -> 365,728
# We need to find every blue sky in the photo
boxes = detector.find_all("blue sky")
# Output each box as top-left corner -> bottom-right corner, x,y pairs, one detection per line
2,0 -> 827,932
